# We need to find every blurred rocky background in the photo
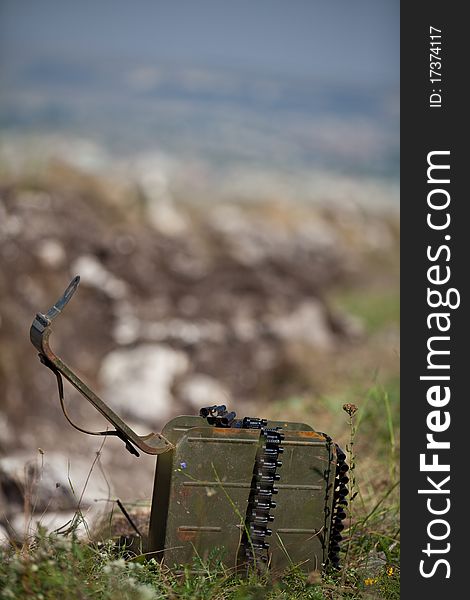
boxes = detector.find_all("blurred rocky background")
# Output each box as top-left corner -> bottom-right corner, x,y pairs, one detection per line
0,0 -> 399,545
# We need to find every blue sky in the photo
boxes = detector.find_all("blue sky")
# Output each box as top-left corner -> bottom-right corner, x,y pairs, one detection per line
0,0 -> 399,84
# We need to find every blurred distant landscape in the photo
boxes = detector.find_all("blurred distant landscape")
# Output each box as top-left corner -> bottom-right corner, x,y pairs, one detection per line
0,56 -> 399,208
0,150 -> 399,553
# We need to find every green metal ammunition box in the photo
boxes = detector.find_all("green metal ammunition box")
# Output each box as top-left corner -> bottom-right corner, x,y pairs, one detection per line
30,277 -> 348,574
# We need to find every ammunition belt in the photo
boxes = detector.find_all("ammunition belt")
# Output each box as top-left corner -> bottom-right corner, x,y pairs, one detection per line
327,444 -> 349,568
240,424 -> 284,570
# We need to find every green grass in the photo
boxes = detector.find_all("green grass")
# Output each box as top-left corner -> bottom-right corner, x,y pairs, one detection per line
333,289 -> 399,334
0,386 -> 400,599
0,530 -> 399,599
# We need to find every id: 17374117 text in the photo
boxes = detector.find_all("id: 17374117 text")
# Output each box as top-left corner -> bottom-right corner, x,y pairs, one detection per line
429,26 -> 442,108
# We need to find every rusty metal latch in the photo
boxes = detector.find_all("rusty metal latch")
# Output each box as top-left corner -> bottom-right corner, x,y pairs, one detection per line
30,276 -> 174,457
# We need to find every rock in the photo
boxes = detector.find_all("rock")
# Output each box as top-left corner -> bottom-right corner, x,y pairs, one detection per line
98,344 -> 189,423
140,319 -> 225,345
134,154 -> 189,236
113,301 -> 141,345
0,524 -> 9,546
147,200 -> 189,236
71,255 -> 128,300
0,451 -> 110,514
10,510 -> 86,539
37,238 -> 66,268
268,300 -> 334,350
209,204 -> 288,266
178,374 -> 230,410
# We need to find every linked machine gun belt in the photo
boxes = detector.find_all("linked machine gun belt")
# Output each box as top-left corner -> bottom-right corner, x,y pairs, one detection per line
30,277 -> 348,574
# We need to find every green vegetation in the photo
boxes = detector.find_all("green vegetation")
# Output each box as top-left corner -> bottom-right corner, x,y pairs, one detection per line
0,529 -> 399,599
1,383 -> 400,599
1,283 -> 399,599
334,289 -> 399,335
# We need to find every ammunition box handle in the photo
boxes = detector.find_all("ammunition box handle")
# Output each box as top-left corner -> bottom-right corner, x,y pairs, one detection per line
30,276 -> 174,456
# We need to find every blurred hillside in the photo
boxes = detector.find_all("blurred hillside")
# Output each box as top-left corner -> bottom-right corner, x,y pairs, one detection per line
0,148 -> 398,542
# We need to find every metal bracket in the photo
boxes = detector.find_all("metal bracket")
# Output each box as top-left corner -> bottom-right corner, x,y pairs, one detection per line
30,276 -> 174,456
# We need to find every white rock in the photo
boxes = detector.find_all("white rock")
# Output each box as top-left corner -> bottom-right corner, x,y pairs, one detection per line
113,301 -> 141,345
11,510 -> 87,538
232,314 -> 258,342
269,301 -> 333,350
147,200 -> 188,236
141,319 -> 225,345
132,154 -> 188,236
37,239 -> 66,268
0,524 -> 9,546
99,344 -> 189,423
71,255 -> 127,299
179,374 -> 230,410
0,451 -> 110,512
